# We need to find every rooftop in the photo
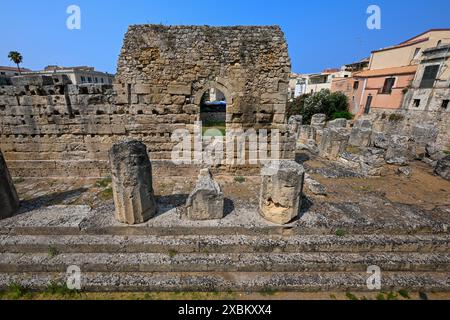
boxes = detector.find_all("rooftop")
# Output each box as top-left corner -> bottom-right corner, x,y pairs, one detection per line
354,65 -> 417,78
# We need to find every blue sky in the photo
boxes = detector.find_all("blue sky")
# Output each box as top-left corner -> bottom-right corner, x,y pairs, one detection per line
0,0 -> 449,74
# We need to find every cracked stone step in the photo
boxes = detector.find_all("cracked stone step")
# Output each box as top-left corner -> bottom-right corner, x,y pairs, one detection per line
0,271 -> 449,292
1,252 -> 449,273
1,234 -> 450,254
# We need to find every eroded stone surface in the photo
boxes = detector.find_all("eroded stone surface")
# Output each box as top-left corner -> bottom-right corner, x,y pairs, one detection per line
0,150 -> 19,219
435,156 -> 450,181
259,161 -> 305,225
109,140 -> 157,224
349,119 -> 372,148
185,168 -> 224,221
319,128 -> 350,160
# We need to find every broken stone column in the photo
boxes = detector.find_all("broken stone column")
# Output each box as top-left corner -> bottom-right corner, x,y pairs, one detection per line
385,135 -> 414,165
288,115 -> 303,138
109,140 -> 157,225
185,168 -> 224,220
319,128 -> 350,160
311,114 -> 326,130
259,160 -> 305,225
0,150 -> 20,219
349,119 -> 372,147
327,118 -> 347,129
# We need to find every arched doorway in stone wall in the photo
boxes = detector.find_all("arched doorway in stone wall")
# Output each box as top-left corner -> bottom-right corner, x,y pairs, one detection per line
193,81 -> 234,137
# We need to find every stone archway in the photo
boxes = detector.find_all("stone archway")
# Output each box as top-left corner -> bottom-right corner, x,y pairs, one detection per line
115,25 -> 292,162
193,80 -> 234,134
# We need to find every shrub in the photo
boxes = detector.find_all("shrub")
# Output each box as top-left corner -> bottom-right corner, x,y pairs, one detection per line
287,90 -> 351,124
388,113 -> 404,122
331,111 -> 353,120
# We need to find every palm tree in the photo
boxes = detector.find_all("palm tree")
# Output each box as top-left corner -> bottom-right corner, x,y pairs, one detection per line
8,51 -> 23,75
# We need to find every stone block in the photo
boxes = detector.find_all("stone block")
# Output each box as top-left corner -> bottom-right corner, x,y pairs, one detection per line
412,124 -> 438,146
185,168 -> 224,220
385,135 -> 413,165
435,155 -> 450,180
134,84 -> 151,94
259,160 -> 305,225
109,139 -> 157,224
371,132 -> 389,149
311,114 -> 326,129
11,75 -> 54,86
167,84 -> 191,95
319,128 -> 350,160
327,118 -> 347,129
0,150 -> 20,219
348,119 -> 372,147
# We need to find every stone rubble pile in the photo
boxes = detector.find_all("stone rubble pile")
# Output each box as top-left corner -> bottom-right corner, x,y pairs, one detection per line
295,114 -> 449,180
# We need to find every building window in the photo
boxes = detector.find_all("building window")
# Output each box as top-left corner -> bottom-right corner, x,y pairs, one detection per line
0,72 -> 5,75
88,77 -> 92,82
81,76 -> 86,83
437,40 -> 442,47
101,78 -> 104,83
413,48 -> 421,60
413,99 -> 421,108
381,77 -> 395,94
442,100 -> 449,110
353,81 -> 359,90
420,65 -> 440,88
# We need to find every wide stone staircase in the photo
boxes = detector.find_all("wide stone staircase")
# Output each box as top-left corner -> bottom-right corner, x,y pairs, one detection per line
1,223 -> 450,292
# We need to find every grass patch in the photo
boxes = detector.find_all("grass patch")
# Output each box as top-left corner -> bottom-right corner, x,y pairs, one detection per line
346,146 -> 362,155
45,282 -> 80,298
234,176 -> 246,183
386,291 -> 398,300
12,177 -> 25,184
1,283 -> 30,300
202,121 -> 226,137
168,249 -> 178,258
443,150 -> 450,155
398,289 -> 410,299
96,176 -> 112,188
345,292 -> 358,300
48,245 -> 59,258
335,229 -> 346,237
260,287 -> 277,296
331,111 -> 353,120
388,113 -> 404,122
376,293 -> 386,300
99,187 -> 113,200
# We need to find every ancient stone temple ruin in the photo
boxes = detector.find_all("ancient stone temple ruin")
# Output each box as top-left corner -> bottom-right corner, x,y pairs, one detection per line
0,25 -> 449,294
0,25 -> 293,178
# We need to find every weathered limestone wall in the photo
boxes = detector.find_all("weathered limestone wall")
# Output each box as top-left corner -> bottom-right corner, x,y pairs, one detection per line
116,25 -> 291,128
0,25 -> 294,177
365,108 -> 450,150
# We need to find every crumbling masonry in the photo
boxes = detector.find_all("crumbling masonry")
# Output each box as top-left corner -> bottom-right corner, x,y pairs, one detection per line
0,25 -> 293,177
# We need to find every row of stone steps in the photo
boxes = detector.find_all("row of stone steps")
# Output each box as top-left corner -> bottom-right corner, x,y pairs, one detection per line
1,235 -> 449,254
1,252 -> 449,273
0,271 -> 448,292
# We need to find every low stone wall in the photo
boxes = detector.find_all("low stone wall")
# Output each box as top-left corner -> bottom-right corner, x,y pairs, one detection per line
0,76 -> 294,177
365,108 -> 450,150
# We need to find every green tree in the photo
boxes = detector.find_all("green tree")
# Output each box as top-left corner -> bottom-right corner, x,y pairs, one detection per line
7,51 -> 23,74
286,93 -> 311,119
288,89 -> 351,124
